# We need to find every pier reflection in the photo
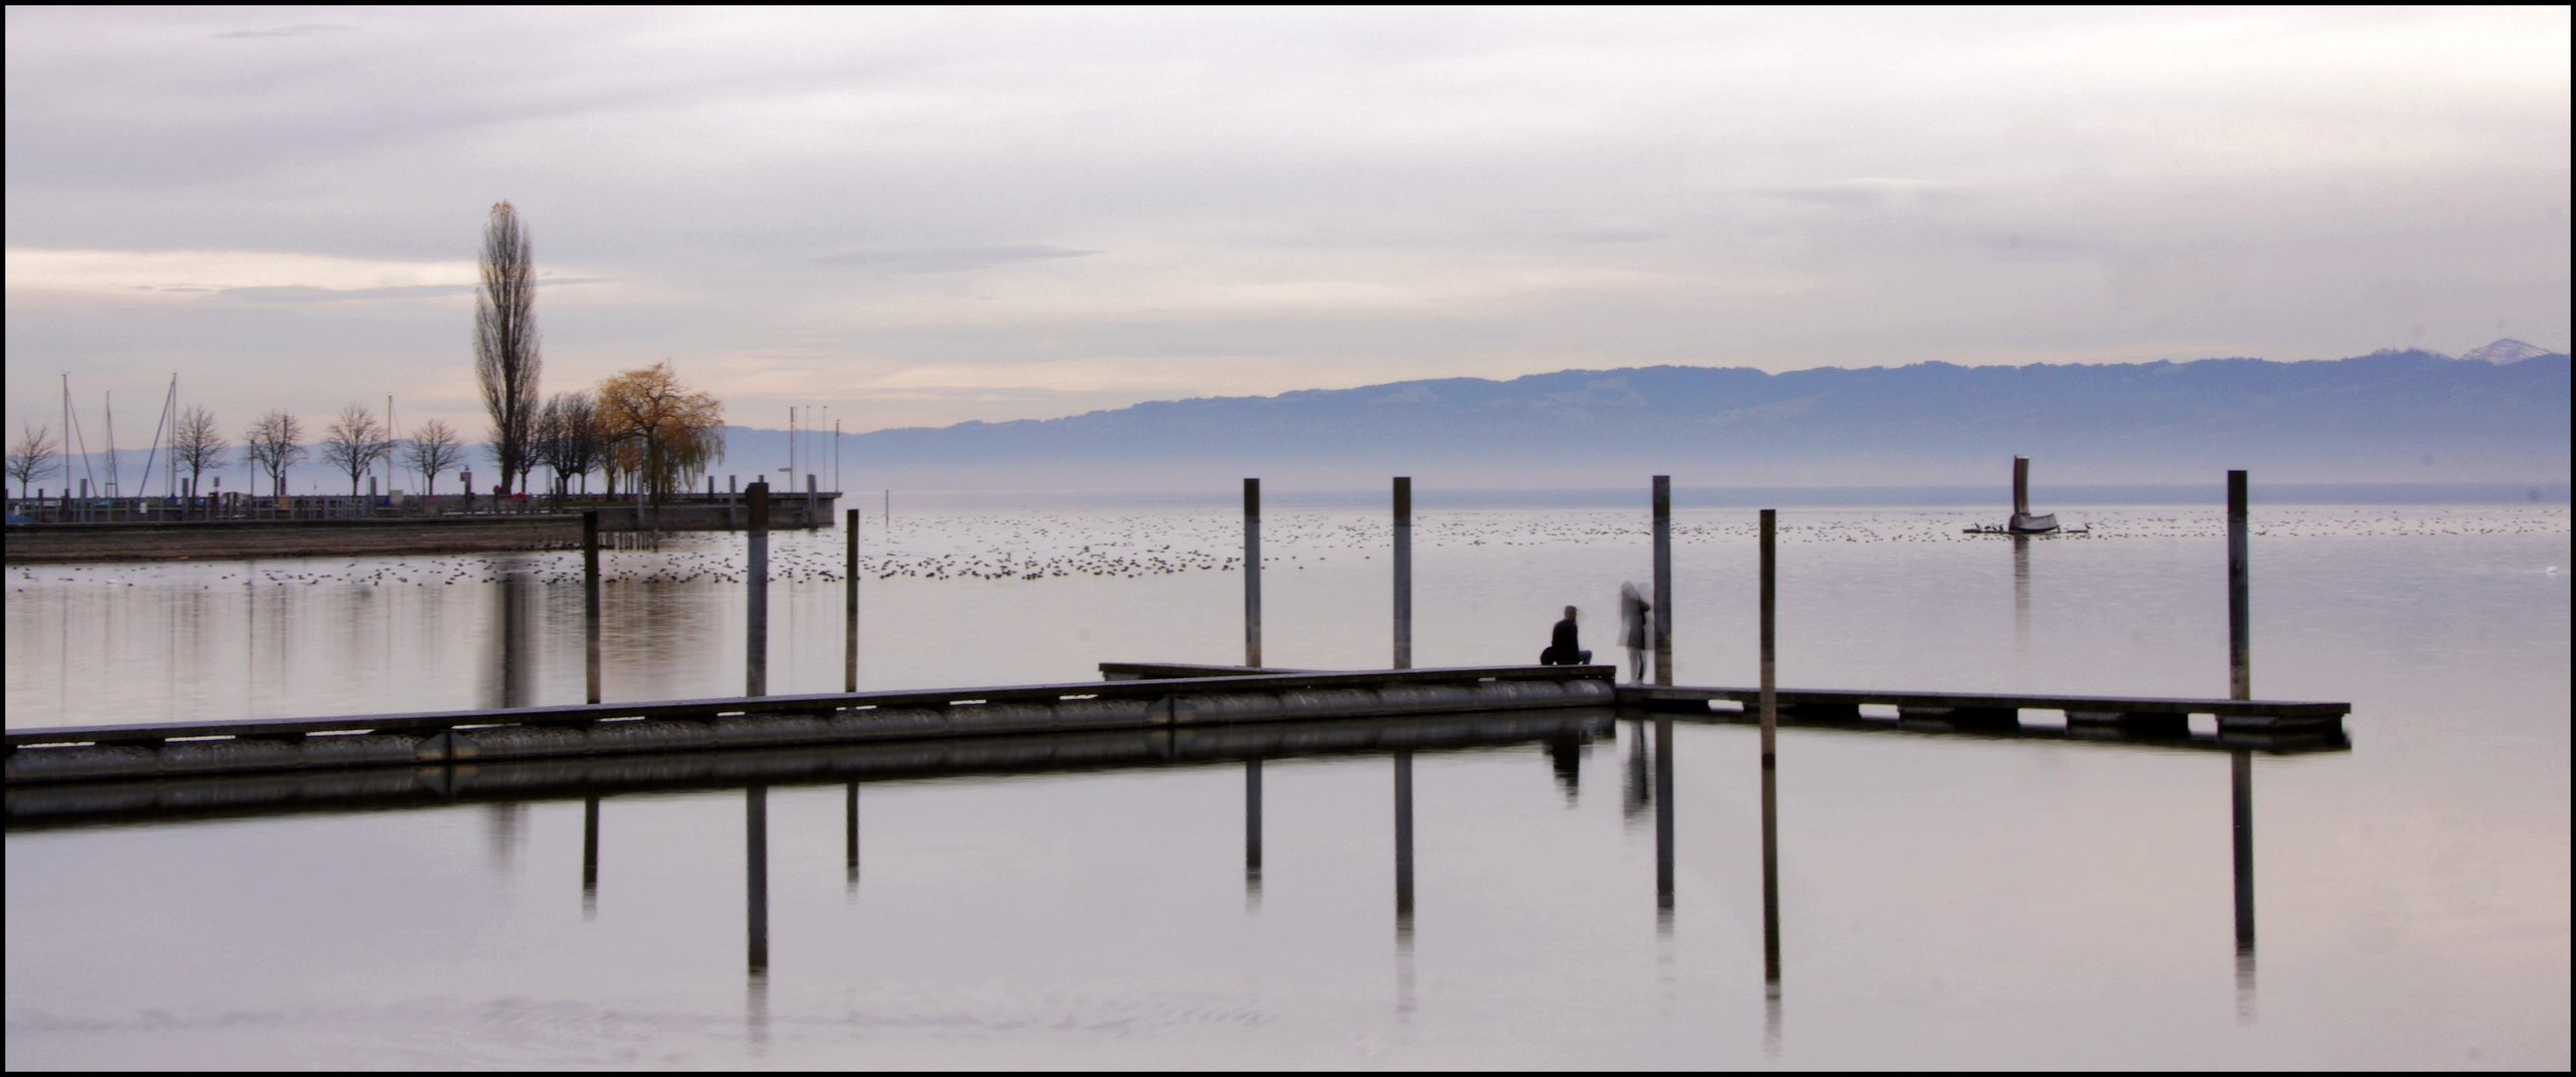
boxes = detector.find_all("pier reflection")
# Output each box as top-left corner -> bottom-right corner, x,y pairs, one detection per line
747,783 -> 771,1050
1394,748 -> 1417,1018
844,781 -> 860,896
1654,716 -> 1674,929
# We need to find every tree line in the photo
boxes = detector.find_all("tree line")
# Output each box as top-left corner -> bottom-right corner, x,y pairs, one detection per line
7,202 -> 724,503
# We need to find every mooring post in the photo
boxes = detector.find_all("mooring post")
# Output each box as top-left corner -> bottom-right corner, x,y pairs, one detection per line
582,792 -> 600,919
1393,477 -> 1413,669
1760,508 -> 1777,765
1653,476 -> 1673,685
1394,748 -> 1416,929
1244,479 -> 1262,668
583,511 -> 602,705
844,508 -> 860,693
747,482 -> 770,697
746,784 -> 769,973
806,474 -> 818,531
2228,470 -> 2250,701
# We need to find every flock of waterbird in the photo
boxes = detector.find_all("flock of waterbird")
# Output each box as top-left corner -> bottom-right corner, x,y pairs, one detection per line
11,506 -> 2566,590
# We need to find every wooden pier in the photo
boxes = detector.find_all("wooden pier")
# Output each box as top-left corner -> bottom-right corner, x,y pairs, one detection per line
3,665 -> 1615,785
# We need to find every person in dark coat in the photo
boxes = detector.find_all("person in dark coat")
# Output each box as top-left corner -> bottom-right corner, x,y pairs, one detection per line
1539,605 -> 1592,665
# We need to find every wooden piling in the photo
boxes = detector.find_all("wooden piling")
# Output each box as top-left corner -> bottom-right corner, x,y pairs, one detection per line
844,509 -> 860,693
805,474 -> 818,531
1393,477 -> 1413,670
1653,477 -> 1673,686
1244,479 -> 1262,668
2228,470 -> 2250,701
1760,508 -> 1777,765
747,483 -> 769,698
583,511 -> 601,705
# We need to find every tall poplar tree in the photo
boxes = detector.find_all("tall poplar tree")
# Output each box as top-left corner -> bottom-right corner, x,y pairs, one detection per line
475,201 -> 541,495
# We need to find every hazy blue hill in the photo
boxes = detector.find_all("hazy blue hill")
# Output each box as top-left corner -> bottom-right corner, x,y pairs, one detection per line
741,347 -> 2566,486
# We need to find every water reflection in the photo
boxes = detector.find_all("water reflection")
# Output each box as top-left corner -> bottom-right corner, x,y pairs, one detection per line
746,783 -> 772,1051
1546,731 -> 1583,802
1761,743 -> 1782,1055
844,781 -> 860,897
1244,760 -> 1263,908
2013,536 -> 2032,663
1394,749 -> 1416,1019
2233,750 -> 2256,1023
1623,720 -> 1653,823
1654,716 -> 1674,928
581,793 -> 599,918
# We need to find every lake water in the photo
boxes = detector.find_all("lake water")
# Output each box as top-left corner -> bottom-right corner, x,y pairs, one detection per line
7,506 -> 2569,1068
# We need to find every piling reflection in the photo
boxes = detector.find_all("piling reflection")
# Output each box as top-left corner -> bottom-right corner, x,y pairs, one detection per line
1244,760 -> 1263,908
2012,536 -> 2032,663
1654,716 -> 1674,928
581,793 -> 599,918
2232,750 -> 2256,1022
844,781 -> 860,896
1394,749 -> 1417,1018
1761,746 -> 1782,1053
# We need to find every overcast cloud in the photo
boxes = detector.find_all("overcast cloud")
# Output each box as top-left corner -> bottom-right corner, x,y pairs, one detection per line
6,7 -> 2568,436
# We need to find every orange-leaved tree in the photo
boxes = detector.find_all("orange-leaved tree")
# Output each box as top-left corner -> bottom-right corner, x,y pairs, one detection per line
596,362 -> 723,502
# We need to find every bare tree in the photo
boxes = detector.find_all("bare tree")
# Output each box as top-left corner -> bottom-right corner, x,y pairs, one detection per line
536,391 -> 606,495
240,411 -> 307,497
406,418 -> 466,496
169,406 -> 228,497
475,200 -> 542,496
321,404 -> 395,496
8,421 -> 60,499
598,362 -> 725,501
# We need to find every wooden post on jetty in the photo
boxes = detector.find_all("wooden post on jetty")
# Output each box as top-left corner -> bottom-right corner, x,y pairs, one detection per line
1244,479 -> 1262,668
1653,477 -> 1673,685
747,482 -> 769,698
1393,477 -> 1413,669
806,475 -> 818,531
844,509 -> 860,693
583,511 -> 601,705
2228,470 -> 2252,701
1760,508 -> 1777,764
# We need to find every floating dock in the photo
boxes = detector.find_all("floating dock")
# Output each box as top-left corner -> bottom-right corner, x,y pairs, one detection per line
5,662 -> 2348,790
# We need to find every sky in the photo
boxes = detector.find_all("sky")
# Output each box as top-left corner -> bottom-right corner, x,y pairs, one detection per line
6,7 -> 2569,443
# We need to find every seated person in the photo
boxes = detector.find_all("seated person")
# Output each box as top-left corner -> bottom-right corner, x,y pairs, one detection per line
1538,605 -> 1593,665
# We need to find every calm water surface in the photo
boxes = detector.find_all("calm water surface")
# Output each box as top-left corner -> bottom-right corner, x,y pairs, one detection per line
7,507 -> 2568,1068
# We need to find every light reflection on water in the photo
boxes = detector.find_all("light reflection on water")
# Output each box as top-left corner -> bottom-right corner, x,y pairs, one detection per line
5,507 -> 2569,1068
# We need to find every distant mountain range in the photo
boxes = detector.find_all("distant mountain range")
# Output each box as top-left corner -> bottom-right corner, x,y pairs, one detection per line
723,341 -> 2569,488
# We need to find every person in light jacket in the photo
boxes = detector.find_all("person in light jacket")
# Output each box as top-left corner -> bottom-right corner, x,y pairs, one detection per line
1620,581 -> 1651,683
